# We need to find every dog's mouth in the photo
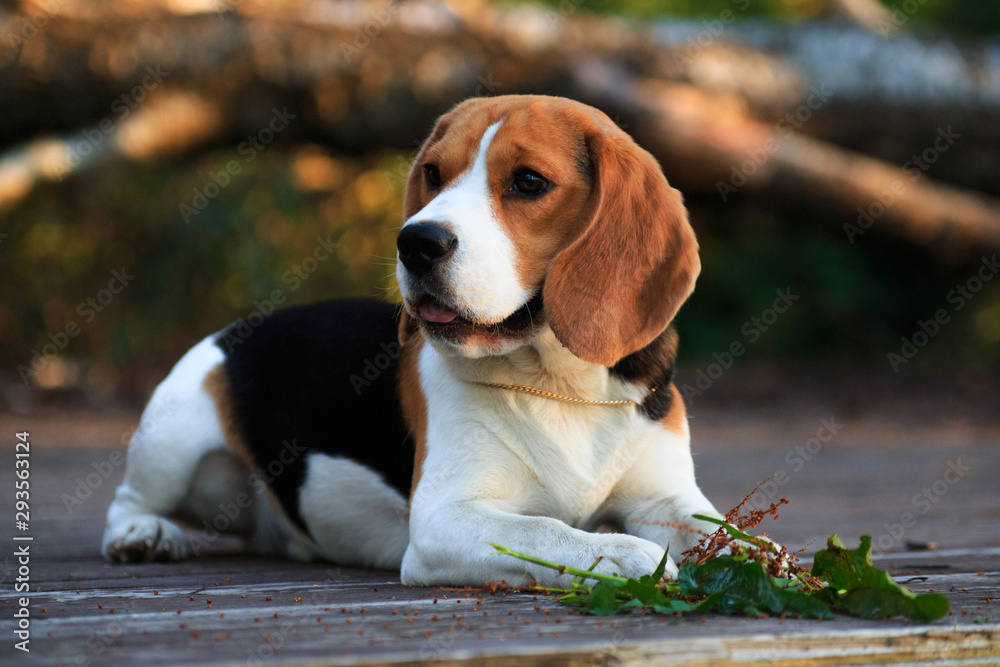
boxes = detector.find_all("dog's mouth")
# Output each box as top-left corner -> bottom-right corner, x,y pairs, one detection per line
412,292 -> 544,342
417,298 -> 461,325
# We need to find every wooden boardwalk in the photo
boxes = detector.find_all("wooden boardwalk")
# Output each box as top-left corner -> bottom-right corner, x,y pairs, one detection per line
1,416 -> 998,666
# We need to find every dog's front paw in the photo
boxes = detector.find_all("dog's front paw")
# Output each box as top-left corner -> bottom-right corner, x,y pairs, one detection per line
102,516 -> 187,563
590,534 -> 678,581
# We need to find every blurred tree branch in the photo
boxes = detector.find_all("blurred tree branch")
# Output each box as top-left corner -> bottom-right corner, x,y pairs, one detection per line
0,91 -> 222,213
575,62 -> 1000,253
1,0 -> 998,252
821,0 -> 894,32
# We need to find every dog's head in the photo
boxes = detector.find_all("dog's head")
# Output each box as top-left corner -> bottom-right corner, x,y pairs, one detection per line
396,95 -> 699,366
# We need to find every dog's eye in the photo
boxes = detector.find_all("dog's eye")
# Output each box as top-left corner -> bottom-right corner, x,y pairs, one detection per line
424,164 -> 441,190
511,169 -> 548,196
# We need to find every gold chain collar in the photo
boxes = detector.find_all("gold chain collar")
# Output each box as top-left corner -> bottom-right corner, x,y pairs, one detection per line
473,381 -> 650,408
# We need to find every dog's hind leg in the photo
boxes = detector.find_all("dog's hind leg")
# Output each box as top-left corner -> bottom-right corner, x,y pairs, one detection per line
102,336 -> 231,562
297,454 -> 411,570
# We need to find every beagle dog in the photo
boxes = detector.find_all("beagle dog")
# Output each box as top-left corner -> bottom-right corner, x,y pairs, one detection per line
102,95 -> 726,586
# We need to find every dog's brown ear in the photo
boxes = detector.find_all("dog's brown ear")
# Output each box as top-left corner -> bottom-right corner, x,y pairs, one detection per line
542,123 -> 700,367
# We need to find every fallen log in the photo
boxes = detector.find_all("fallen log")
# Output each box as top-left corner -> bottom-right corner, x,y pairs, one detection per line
1,0 -> 998,253
574,61 -> 1000,253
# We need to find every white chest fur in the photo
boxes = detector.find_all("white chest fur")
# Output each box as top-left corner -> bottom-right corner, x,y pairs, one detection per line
415,327 -> 662,528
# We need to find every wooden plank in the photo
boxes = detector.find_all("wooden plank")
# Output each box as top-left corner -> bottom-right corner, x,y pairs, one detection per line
0,439 -> 997,666
6,579 -> 999,666
7,573 -> 998,666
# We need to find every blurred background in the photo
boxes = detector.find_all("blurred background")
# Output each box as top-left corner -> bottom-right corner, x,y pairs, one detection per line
1,0 -> 999,441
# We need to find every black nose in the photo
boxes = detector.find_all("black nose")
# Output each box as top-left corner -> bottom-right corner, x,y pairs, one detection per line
397,222 -> 457,275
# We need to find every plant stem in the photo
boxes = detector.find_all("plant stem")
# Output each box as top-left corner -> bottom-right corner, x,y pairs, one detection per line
489,543 -> 630,585
692,514 -> 780,555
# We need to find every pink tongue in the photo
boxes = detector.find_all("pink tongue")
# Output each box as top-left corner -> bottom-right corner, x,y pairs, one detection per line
420,301 -> 458,323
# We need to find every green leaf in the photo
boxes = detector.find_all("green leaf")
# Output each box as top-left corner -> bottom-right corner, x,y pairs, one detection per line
621,551 -> 673,606
651,599 -> 702,614
585,581 -> 627,615
651,548 -> 670,582
676,560 -> 700,592
811,535 -> 950,621
492,533 -> 950,623
692,590 -> 726,613
836,587 -> 950,622
623,576 -> 669,606
679,556 -> 833,619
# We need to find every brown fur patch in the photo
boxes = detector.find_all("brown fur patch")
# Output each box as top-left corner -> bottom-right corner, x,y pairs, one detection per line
202,364 -> 252,464
477,99 -> 596,291
201,364 -> 294,528
541,122 -> 700,367
660,384 -> 688,435
397,332 -> 428,504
